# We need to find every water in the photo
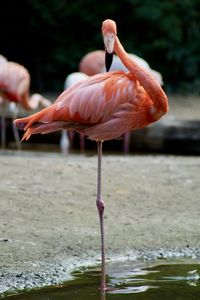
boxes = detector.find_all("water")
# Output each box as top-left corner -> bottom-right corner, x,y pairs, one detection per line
2,260 -> 200,300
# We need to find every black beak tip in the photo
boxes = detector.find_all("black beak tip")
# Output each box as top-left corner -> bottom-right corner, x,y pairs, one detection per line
105,51 -> 113,72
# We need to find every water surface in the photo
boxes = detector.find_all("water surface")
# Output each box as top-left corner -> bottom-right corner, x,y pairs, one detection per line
2,260 -> 200,300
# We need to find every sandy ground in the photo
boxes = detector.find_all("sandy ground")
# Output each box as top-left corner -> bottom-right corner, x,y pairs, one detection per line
0,150 -> 200,293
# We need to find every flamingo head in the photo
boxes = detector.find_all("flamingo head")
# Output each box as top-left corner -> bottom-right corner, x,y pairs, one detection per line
102,19 -> 117,71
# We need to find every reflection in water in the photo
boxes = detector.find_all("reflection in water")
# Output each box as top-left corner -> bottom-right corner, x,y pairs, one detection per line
100,291 -> 106,300
109,284 -> 157,294
162,268 -> 200,287
1,260 -> 200,300
187,270 -> 199,286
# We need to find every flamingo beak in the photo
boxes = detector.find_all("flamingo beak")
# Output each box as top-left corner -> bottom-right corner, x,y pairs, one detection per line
103,33 -> 114,71
105,51 -> 113,72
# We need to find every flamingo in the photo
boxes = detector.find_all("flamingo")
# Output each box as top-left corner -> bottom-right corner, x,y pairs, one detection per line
14,19 -> 168,292
0,61 -> 51,149
61,72 -> 89,155
79,50 -> 164,153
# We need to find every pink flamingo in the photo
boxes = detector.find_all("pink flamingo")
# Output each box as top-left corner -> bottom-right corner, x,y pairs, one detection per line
14,19 -> 168,291
0,61 -> 51,149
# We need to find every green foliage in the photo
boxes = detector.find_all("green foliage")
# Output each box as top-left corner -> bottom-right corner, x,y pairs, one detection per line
127,0 -> 200,93
1,0 -> 200,93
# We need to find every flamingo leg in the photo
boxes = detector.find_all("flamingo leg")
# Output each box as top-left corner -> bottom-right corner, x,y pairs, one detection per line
60,130 -> 70,155
79,133 -> 85,153
96,141 -> 106,292
1,101 -> 6,149
11,104 -> 21,151
123,131 -> 130,154
68,130 -> 74,150
12,120 -> 21,150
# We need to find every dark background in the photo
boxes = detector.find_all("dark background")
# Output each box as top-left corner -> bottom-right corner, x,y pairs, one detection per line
1,0 -> 200,94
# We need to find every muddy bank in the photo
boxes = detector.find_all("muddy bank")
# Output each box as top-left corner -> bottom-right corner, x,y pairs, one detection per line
0,151 -> 200,293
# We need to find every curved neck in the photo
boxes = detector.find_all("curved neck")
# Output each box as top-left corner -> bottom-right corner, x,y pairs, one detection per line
114,36 -> 168,116
21,93 -> 51,111
20,92 -> 35,110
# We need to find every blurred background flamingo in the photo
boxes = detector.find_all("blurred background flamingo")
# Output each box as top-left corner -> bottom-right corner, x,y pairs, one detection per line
79,49 -> 164,153
0,59 -> 51,150
79,50 -> 163,84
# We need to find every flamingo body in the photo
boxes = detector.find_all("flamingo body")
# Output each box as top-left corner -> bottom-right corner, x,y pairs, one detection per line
15,70 -> 166,142
79,50 -> 106,77
0,61 -> 51,110
64,72 -> 89,90
0,62 -> 30,103
0,60 -> 51,149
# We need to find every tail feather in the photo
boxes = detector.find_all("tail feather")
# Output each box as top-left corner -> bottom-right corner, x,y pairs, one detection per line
14,102 -> 89,141
20,121 -> 68,141
21,129 -> 32,141
14,105 -> 55,130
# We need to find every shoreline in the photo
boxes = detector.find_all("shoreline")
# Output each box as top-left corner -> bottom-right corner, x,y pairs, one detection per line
0,151 -> 200,293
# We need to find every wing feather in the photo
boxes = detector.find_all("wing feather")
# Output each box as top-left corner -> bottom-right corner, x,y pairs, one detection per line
57,72 -> 138,125
15,70 -> 147,141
